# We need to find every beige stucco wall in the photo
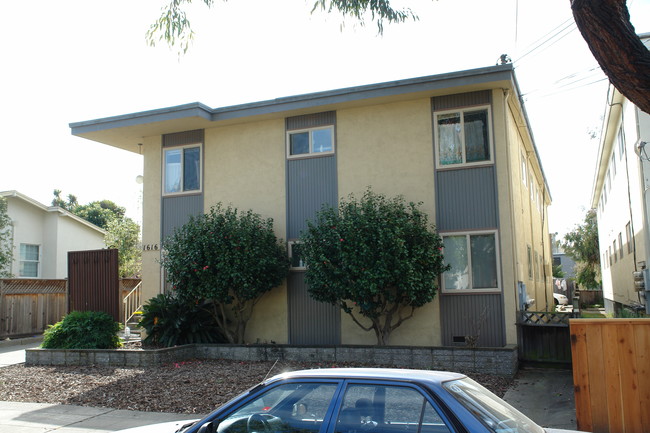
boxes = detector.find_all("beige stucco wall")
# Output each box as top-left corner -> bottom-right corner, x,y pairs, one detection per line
336,98 -> 440,346
501,90 -> 553,324
141,135 -> 163,303
203,119 -> 288,344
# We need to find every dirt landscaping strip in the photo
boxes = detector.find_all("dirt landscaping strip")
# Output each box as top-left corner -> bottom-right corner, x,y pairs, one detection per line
0,359 -> 512,414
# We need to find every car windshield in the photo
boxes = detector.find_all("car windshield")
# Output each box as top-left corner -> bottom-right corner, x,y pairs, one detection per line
442,378 -> 544,433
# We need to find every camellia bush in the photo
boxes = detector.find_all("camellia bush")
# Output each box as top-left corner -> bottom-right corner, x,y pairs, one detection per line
161,204 -> 289,344
41,311 -> 122,349
300,189 -> 449,345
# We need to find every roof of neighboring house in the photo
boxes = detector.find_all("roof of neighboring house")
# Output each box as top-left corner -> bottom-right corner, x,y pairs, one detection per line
69,64 -> 550,200
0,190 -> 106,235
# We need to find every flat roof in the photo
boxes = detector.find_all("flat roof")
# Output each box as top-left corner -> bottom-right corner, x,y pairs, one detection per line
70,65 -> 515,153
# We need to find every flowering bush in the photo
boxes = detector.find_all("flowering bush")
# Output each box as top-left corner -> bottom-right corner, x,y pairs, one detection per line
161,204 -> 289,344
300,189 -> 449,345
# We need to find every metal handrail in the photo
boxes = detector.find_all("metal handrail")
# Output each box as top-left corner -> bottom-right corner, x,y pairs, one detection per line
123,281 -> 143,329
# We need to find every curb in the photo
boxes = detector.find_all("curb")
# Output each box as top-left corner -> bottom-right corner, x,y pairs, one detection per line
0,335 -> 43,348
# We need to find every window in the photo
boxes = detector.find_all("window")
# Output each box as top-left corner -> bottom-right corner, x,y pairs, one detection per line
527,245 -> 532,280
626,222 -> 634,253
435,107 -> 491,167
442,232 -> 499,291
618,233 -> 624,258
611,153 -> 616,176
534,252 -> 539,281
521,152 -> 527,186
287,126 -> 334,158
20,244 -> 39,277
336,384 -> 452,433
613,241 -> 618,263
288,241 -> 305,270
163,144 -> 202,195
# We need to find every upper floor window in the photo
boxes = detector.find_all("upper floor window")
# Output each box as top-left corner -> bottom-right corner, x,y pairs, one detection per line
163,144 -> 202,195
435,106 -> 492,168
442,231 -> 499,292
20,244 -> 39,277
287,126 -> 334,158
521,152 -> 527,186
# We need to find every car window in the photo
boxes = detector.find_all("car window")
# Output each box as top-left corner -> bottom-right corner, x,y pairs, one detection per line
217,383 -> 338,433
334,384 -> 452,433
443,378 -> 543,433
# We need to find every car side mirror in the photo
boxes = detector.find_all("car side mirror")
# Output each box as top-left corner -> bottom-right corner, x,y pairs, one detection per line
197,421 -> 215,433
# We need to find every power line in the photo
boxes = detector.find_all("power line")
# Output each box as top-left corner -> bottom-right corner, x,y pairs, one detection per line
515,20 -> 577,65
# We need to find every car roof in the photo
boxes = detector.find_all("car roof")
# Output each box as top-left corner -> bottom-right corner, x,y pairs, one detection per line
265,368 -> 467,385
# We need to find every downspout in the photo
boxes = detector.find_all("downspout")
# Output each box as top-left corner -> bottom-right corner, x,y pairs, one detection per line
503,88 -> 520,315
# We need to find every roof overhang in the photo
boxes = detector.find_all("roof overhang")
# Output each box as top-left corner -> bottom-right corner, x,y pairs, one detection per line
70,65 -> 516,153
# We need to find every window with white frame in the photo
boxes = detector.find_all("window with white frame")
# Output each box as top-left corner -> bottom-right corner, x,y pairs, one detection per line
618,127 -> 625,159
287,126 -> 334,158
442,232 -> 499,291
435,106 -> 492,167
288,241 -> 306,270
19,244 -> 39,277
163,144 -> 202,195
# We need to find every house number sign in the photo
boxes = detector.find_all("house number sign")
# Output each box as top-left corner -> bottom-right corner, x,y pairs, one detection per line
142,244 -> 160,251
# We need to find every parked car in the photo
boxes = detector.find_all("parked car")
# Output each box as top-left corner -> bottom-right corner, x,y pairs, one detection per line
553,293 -> 569,306
116,368 -> 580,433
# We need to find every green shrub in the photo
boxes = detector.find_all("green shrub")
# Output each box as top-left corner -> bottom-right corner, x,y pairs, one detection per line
42,311 -> 122,349
139,292 -> 225,347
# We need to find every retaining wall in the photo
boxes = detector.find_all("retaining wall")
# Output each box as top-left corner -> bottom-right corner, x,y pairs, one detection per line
26,344 -> 518,376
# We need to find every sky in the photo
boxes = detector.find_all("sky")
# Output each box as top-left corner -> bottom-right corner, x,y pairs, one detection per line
1,0 -> 649,237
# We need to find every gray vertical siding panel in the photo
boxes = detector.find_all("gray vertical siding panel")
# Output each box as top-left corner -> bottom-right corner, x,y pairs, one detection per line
436,166 -> 498,231
161,195 -> 204,240
286,111 -> 336,130
287,156 -> 338,239
432,90 -> 491,111
163,130 -> 204,147
440,294 -> 505,347
288,273 -> 340,345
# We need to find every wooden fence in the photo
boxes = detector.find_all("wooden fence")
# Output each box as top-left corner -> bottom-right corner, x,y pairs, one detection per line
516,311 -> 577,364
0,278 -> 141,339
0,279 -> 67,338
570,319 -> 650,433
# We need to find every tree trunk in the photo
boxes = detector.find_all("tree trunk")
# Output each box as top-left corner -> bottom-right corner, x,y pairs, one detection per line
571,0 -> 650,113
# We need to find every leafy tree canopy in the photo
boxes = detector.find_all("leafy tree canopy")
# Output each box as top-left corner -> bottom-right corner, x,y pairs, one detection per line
0,197 -> 13,278
161,204 -> 289,344
300,189 -> 449,345
52,190 -> 140,278
562,208 -> 600,289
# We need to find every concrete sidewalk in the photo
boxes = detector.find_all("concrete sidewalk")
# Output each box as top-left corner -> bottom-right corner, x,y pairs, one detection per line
0,336 -> 42,367
0,401 -> 201,433
503,367 -> 578,430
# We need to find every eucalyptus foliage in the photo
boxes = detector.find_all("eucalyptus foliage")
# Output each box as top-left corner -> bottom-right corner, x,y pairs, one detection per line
161,204 -> 289,344
300,190 -> 449,345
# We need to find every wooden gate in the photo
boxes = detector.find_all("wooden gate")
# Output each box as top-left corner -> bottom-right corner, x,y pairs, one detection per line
516,311 -> 577,364
68,249 -> 120,321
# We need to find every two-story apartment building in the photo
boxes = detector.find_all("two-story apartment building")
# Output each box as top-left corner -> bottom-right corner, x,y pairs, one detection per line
0,190 -> 106,279
70,64 -> 553,347
591,34 -> 650,316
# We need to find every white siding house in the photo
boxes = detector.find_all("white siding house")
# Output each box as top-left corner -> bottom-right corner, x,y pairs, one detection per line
1,191 -> 106,279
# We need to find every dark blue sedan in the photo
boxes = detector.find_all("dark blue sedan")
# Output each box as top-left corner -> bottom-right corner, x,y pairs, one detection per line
117,368 -> 579,433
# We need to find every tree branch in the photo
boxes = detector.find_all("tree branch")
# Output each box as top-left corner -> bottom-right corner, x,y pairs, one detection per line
571,0 -> 650,113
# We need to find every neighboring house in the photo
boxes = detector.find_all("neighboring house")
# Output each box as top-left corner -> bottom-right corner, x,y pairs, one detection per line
70,64 -> 554,347
551,236 -> 576,279
0,191 -> 106,279
590,34 -> 650,316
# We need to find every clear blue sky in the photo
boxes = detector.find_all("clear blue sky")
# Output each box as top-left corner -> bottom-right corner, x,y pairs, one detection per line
2,0 -> 649,237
